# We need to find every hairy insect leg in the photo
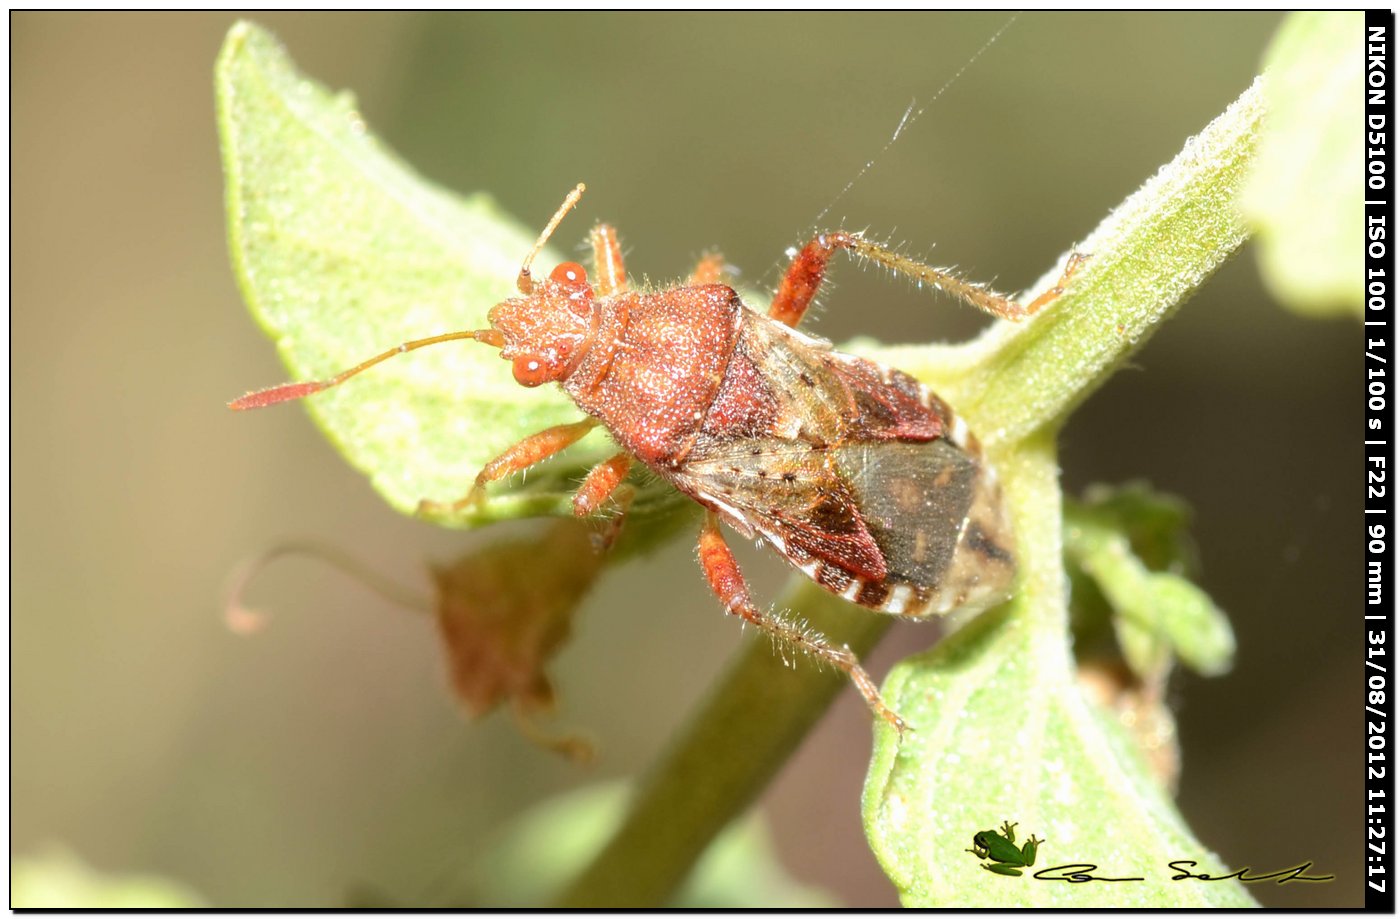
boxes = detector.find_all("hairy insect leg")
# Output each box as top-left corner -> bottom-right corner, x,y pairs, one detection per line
689,251 -> 727,285
697,512 -> 908,734
572,453 -> 633,517
769,229 -> 1087,327
573,452 -> 635,550
591,483 -> 635,551
590,224 -> 628,297
417,417 -> 601,516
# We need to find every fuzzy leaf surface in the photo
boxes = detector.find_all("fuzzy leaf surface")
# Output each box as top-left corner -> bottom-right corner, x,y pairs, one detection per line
219,22 -> 610,524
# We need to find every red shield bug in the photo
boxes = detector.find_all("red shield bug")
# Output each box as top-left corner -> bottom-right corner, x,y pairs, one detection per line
231,183 -> 1084,732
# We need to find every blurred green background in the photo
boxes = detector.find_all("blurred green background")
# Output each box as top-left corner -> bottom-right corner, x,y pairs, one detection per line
14,11 -> 1359,907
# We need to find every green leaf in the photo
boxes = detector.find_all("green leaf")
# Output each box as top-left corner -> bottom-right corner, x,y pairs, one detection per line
465,783 -> 835,908
218,22 -> 611,524
1144,573 -> 1235,678
12,850 -> 204,909
1243,11 -> 1364,317
1064,485 -> 1235,679
1074,482 -> 1200,573
862,438 -> 1252,907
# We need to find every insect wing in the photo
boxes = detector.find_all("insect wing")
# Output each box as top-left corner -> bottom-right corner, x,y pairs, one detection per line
680,437 -> 887,582
832,436 -> 1013,613
677,321 -> 1015,616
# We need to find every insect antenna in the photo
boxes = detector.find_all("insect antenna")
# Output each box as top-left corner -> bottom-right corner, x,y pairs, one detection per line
516,182 -> 586,294
228,328 -> 506,410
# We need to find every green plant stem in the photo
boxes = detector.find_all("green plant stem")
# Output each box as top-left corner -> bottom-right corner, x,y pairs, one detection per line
554,583 -> 891,907
556,77 -> 1264,908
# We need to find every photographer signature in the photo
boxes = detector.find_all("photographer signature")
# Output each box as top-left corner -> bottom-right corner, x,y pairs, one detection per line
1031,860 -> 1334,885
964,822 -> 1333,884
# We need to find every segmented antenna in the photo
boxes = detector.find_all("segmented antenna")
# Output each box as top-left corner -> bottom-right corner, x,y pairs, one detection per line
228,329 -> 504,410
518,183 -> 587,294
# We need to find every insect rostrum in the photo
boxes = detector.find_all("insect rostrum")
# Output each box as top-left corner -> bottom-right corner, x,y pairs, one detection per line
231,183 -> 1082,733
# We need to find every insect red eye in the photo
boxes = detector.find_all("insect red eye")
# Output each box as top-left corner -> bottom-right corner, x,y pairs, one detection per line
550,262 -> 588,286
512,354 -> 554,387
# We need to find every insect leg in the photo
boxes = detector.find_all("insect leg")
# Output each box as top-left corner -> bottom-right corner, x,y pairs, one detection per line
573,453 -> 635,550
590,224 -> 628,297
769,229 -> 1087,326
591,484 -> 635,551
572,453 -> 633,517
768,233 -> 845,328
416,417 -> 601,516
697,512 -> 908,734
688,251 -> 727,285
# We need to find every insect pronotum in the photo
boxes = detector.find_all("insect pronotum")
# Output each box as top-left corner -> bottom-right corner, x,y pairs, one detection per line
231,184 -> 1084,732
